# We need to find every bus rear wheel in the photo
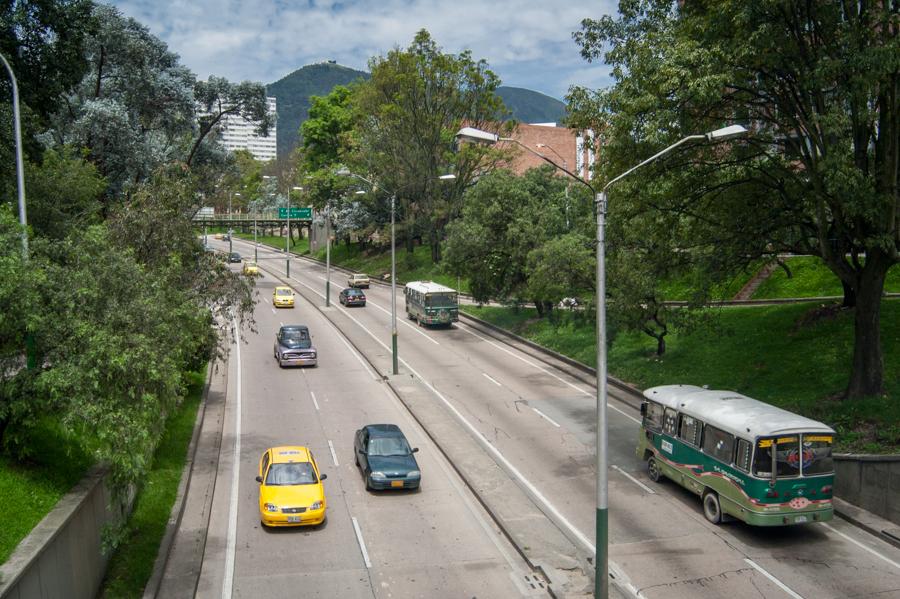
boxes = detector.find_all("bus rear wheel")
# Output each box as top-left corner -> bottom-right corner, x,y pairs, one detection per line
647,457 -> 663,483
703,490 -> 722,524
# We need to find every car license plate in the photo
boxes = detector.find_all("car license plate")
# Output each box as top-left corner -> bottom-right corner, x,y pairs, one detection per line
795,515 -> 808,523
287,516 -> 301,523
391,480 -> 403,488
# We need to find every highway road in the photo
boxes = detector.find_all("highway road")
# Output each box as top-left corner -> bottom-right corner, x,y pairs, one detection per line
190,241 -> 548,598
210,237 -> 900,598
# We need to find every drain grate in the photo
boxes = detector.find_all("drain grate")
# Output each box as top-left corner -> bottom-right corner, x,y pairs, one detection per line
523,572 -> 548,591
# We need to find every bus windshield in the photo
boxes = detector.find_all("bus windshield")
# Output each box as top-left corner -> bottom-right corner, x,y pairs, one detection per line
753,434 -> 833,477
425,293 -> 457,307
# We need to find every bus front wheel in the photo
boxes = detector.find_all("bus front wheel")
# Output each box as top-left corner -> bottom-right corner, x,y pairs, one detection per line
647,457 -> 663,483
703,490 -> 722,524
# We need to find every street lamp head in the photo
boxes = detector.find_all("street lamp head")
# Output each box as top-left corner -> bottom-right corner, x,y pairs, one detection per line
438,174 -> 456,180
455,127 -> 499,144
292,186 -> 303,191
354,190 -> 366,195
335,167 -> 351,176
706,124 -> 748,141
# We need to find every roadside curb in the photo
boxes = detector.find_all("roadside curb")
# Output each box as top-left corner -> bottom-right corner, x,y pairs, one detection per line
142,362 -> 217,599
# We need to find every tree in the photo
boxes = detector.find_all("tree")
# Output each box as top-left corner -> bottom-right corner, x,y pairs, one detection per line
573,0 -> 899,398
352,30 -> 509,262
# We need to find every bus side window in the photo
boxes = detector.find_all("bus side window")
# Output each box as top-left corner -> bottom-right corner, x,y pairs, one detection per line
643,401 -> 664,431
734,438 -> 752,472
679,414 -> 702,447
702,424 -> 735,464
663,408 -> 678,435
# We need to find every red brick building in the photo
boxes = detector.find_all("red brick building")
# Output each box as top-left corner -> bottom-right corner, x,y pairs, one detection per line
499,123 -> 597,181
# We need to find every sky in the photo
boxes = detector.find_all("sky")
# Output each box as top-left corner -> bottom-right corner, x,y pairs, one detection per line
107,0 -> 617,101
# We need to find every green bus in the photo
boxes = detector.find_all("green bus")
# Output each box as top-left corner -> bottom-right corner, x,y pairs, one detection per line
404,281 -> 459,327
637,385 -> 835,526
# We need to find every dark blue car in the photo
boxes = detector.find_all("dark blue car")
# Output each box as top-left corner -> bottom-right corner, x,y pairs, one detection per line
354,424 -> 420,490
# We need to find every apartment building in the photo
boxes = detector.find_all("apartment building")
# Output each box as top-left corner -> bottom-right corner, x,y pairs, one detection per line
211,96 -> 278,162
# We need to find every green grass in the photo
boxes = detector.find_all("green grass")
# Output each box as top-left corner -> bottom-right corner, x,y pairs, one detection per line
0,419 -> 95,564
753,257 -> 900,299
463,301 -> 900,453
98,368 -> 206,598
231,231 -> 310,255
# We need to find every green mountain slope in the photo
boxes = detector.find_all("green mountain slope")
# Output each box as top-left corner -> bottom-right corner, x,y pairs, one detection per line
497,86 -> 566,124
266,65 -> 567,160
266,62 -> 369,159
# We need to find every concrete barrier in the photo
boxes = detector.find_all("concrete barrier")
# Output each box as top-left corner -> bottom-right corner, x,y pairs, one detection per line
0,466 -> 127,599
833,454 -> 900,527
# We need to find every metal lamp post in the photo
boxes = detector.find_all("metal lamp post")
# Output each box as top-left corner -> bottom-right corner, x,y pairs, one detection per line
1,52 -> 27,257
456,123 -> 747,599
336,169 -> 456,376
229,192 -> 240,255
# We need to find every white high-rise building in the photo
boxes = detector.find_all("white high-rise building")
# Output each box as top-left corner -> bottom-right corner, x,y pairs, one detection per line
213,97 -> 278,162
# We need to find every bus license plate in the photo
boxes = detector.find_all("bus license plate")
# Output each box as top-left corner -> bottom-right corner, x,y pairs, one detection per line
287,516 -> 301,523
391,480 -> 403,488
795,515 -> 808,523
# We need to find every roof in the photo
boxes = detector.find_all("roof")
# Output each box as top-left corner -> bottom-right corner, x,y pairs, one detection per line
643,385 -> 835,439
269,446 -> 312,464
274,285 -> 292,291
405,280 -> 457,294
280,324 -> 308,331
364,424 -> 404,437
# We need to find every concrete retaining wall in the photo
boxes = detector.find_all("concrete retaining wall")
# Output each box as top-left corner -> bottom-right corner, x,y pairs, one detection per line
0,466 -> 125,599
834,454 -> 900,527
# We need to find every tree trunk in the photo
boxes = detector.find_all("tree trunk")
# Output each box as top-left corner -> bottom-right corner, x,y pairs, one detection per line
430,230 -> 441,263
841,280 -> 857,308
657,335 -> 666,356
846,263 -> 888,398
534,300 -> 545,318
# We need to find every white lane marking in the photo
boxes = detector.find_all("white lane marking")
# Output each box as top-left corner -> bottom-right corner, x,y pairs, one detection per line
271,308 -> 276,315
327,440 -> 339,467
311,391 -> 319,410
611,464 -> 655,494
279,321 -> 283,327
222,318 -> 242,599
532,407 -> 561,428
262,297 -> 269,304
744,558 -> 804,598
351,517 -> 372,568
364,297 -> 440,345
459,322 -> 642,424
482,372 -> 502,387
822,523 -> 900,570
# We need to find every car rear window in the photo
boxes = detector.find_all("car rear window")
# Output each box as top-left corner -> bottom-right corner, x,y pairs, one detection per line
276,288 -> 292,296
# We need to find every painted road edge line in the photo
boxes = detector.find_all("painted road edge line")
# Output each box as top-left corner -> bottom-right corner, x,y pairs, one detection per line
351,517 -> 372,568
327,439 -> 339,467
311,391 -> 320,410
744,558 -> 803,598
532,407 -> 561,428
611,464 -> 655,494
822,523 -> 900,570
221,318 -> 242,599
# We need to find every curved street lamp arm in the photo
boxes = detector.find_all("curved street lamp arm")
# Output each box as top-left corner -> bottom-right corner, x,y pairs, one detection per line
603,134 -> 705,192
500,137 -> 596,194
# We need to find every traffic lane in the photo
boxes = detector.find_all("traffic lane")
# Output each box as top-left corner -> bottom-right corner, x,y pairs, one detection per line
232,276 -> 373,599
227,239 -> 900,597
242,262 -> 538,598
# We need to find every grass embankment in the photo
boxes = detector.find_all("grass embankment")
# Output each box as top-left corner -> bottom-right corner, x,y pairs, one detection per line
231,231 -> 310,255
0,420 -> 95,564
98,368 -> 206,598
464,302 -> 900,453
753,256 -> 900,299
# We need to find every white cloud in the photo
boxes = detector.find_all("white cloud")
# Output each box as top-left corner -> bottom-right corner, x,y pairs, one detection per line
106,0 -> 617,99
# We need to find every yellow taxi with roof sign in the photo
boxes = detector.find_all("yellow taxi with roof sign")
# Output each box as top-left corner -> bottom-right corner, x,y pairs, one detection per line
273,286 -> 295,308
256,446 -> 327,527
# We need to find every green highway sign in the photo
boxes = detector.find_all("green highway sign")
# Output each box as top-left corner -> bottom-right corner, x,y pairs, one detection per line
278,207 -> 312,219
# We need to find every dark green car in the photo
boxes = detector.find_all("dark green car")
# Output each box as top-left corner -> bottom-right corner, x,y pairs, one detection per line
354,424 -> 420,490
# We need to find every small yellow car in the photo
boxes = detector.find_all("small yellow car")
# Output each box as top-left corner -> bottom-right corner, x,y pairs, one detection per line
273,286 -> 295,308
242,261 -> 259,276
214,233 -> 223,240
256,446 -> 327,527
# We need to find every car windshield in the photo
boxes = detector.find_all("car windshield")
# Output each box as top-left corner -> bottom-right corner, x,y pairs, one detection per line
368,436 -> 411,457
265,462 -> 317,485
752,434 -> 833,477
282,329 -> 308,342
276,288 -> 292,296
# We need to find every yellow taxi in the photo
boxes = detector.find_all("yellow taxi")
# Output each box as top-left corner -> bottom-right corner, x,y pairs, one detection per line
273,286 -> 295,308
242,261 -> 259,276
256,446 -> 327,527
214,233 -> 223,240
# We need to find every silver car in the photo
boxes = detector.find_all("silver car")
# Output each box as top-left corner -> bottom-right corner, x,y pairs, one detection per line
273,325 -> 317,367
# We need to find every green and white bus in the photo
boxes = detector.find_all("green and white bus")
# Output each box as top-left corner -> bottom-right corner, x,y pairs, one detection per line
404,281 -> 459,327
637,385 -> 835,526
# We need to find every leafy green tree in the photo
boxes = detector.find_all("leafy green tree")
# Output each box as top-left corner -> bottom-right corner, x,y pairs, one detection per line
353,29 -> 509,261
26,146 -> 106,239
572,0 -> 899,398
525,233 -> 594,313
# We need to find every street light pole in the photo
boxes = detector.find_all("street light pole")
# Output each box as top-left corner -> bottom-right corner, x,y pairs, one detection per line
456,123 -> 747,599
1,52 -> 27,258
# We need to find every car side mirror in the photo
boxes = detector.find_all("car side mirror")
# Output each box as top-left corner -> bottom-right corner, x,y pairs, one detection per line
255,476 -> 262,483
320,473 -> 327,480
640,403 -> 647,416
411,447 -> 419,453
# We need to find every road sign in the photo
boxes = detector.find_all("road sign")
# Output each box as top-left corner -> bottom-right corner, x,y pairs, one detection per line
278,207 -> 312,219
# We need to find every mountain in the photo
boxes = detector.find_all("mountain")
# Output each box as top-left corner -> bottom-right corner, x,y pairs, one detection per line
496,86 -> 566,124
266,64 -> 567,160
266,62 -> 369,159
